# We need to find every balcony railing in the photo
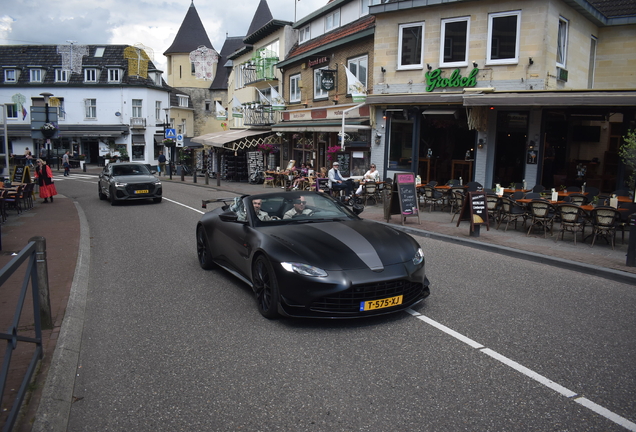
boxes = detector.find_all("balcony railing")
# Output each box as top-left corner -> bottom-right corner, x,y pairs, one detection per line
130,117 -> 146,128
243,105 -> 281,126
243,56 -> 279,85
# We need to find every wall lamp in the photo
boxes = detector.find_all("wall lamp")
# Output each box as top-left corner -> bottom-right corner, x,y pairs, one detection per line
472,61 -> 478,68
477,138 -> 485,149
381,66 -> 386,73
529,57 -> 534,65
426,63 -> 432,71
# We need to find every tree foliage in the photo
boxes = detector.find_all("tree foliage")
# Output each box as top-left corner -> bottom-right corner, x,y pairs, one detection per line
619,129 -> 636,189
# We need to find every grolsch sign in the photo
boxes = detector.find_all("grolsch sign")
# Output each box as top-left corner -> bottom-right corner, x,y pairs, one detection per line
321,70 -> 335,91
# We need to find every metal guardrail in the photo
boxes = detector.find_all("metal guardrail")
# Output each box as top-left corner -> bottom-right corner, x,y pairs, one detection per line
0,238 -> 50,432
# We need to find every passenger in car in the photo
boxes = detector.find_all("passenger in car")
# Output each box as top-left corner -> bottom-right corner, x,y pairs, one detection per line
283,196 -> 313,219
252,198 -> 273,221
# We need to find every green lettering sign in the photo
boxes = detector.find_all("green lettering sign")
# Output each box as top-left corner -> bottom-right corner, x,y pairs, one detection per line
425,68 -> 478,92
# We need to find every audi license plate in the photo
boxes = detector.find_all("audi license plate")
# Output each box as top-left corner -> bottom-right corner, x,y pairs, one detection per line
360,295 -> 403,311
134,190 -> 149,194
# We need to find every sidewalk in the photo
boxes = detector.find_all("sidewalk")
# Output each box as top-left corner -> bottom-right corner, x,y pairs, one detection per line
2,164 -> 635,431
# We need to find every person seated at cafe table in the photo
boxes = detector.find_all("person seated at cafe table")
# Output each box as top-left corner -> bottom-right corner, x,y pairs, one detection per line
355,163 -> 381,196
252,198 -> 274,221
283,196 -> 313,219
328,161 -> 356,198
292,163 -> 310,190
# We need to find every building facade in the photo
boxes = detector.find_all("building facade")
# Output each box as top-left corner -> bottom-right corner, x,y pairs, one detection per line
367,0 -> 636,191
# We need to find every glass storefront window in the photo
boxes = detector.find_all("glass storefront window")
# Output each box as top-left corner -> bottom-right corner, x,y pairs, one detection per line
388,120 -> 413,171
132,145 -> 144,160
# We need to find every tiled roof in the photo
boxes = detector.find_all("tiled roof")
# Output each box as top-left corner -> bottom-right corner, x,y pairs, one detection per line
588,0 -> 636,17
285,15 -> 375,61
246,0 -> 275,40
210,36 -> 246,90
164,2 -> 214,55
0,45 -> 168,90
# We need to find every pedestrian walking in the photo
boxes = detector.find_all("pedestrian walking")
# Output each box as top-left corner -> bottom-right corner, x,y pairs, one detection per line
25,147 -> 33,166
34,159 -> 57,203
62,151 -> 70,176
158,151 -> 167,176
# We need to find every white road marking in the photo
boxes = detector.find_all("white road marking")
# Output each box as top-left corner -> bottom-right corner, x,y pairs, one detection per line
163,197 -> 205,214
406,309 -> 636,431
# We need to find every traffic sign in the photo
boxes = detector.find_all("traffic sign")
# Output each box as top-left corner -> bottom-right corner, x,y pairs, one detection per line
176,134 -> 184,147
165,128 -> 176,139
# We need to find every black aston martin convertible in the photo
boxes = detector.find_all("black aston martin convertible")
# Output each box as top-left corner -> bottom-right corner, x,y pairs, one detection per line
196,191 -> 430,319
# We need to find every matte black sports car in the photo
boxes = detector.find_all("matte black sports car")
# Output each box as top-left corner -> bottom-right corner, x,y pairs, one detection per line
196,191 -> 430,319
98,162 -> 162,205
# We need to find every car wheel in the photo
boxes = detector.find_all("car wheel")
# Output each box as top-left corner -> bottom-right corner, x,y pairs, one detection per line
153,197 -> 162,203
196,225 -> 217,270
109,186 -> 117,206
98,184 -> 106,200
252,255 -> 280,319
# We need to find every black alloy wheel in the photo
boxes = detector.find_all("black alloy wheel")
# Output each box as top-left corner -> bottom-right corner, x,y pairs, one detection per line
196,225 -> 216,270
252,255 -> 280,319
98,183 -> 106,200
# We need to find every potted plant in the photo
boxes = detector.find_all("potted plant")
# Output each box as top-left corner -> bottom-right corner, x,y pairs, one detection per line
79,154 -> 86,169
163,138 -> 175,146
103,153 -> 111,164
41,122 -> 57,138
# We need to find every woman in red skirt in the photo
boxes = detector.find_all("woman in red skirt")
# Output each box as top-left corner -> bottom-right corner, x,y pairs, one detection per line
34,159 -> 58,203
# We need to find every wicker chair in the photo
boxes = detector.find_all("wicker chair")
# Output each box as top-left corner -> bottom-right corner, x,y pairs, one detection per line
526,200 -> 555,238
449,190 -> 465,222
590,207 -> 621,249
421,185 -> 444,212
497,197 -> 527,231
555,204 -> 586,245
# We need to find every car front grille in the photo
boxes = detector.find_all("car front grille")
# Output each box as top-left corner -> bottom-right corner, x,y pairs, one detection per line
310,280 -> 426,314
125,183 -> 155,195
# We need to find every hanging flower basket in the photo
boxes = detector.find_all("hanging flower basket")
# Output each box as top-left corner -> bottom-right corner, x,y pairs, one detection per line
41,122 -> 57,138
162,138 -> 175,146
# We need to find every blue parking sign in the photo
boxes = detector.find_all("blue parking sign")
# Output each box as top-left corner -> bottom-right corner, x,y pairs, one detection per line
165,128 -> 176,139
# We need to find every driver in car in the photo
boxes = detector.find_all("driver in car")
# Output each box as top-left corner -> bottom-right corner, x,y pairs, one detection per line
283,196 -> 313,219
252,198 -> 273,221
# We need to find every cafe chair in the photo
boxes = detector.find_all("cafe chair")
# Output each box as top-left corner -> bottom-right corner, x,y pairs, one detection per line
513,182 -> 524,190
486,195 -> 500,224
362,182 -> 380,205
526,200 -> 555,238
22,183 -> 35,210
450,190 -> 465,222
497,197 -> 527,231
5,184 -> 25,214
590,207 -> 621,249
422,185 -> 444,212
612,189 -> 630,198
566,186 -> 580,192
555,204 -> 587,245
532,185 -> 545,193
568,193 -> 587,206
446,179 -> 460,186
0,189 -> 8,223
584,186 -> 600,199
617,203 -> 636,244
509,191 -> 525,201
263,174 -> 275,188
427,180 -> 438,187
466,181 -> 482,192
523,192 -> 542,200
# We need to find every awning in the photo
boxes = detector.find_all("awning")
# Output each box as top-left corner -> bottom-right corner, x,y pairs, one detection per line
462,91 -> 636,107
366,93 -> 464,105
272,120 -> 371,133
132,134 -> 145,144
191,129 -> 271,149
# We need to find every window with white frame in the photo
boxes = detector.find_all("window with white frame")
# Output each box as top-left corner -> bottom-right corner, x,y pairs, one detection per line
299,25 -> 311,43
132,99 -> 143,117
557,17 -> 569,68
440,17 -> 469,67
85,98 -> 97,119
487,11 -> 521,64
290,74 -> 301,103
30,69 -> 43,83
178,95 -> 189,107
155,101 -> 162,119
55,69 -> 68,83
4,69 -> 17,83
398,22 -> 425,70
347,55 -> 368,88
108,68 -> 121,83
6,103 -> 18,119
360,0 -> 369,16
313,67 -> 329,100
84,68 -> 98,82
325,10 -> 340,32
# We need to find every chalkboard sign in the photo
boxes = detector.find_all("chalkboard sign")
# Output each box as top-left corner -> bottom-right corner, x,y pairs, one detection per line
456,191 -> 489,231
12,165 -> 31,184
387,172 -> 420,225
336,153 -> 350,177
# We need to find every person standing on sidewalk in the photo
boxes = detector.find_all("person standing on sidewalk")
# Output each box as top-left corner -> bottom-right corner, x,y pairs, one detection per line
158,151 -> 167,176
34,159 -> 58,203
62,151 -> 70,176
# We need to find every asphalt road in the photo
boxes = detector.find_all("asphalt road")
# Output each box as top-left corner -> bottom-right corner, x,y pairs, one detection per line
55,174 -> 636,431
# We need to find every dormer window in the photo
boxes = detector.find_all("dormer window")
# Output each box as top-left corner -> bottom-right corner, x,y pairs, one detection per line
178,95 -> 189,107
84,68 -> 98,83
325,10 -> 340,32
154,72 -> 162,86
108,68 -> 121,83
4,69 -> 17,83
55,69 -> 69,83
299,25 -> 310,44
30,69 -> 43,83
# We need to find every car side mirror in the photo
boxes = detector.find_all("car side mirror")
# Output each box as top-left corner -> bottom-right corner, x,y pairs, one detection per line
219,211 -> 247,223
352,203 -> 364,215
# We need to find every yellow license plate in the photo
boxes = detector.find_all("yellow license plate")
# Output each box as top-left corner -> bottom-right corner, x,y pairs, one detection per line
360,295 -> 403,311
134,190 -> 149,194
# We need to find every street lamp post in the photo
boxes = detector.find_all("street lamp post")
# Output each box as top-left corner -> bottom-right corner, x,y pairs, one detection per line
163,108 -> 173,180
40,92 -> 54,164
1,104 -> 9,177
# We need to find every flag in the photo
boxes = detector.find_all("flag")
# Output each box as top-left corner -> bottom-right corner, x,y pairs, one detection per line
256,88 -> 270,105
344,65 -> 366,103
215,101 -> 227,121
232,96 -> 243,118
269,85 -> 286,111
22,106 -> 28,120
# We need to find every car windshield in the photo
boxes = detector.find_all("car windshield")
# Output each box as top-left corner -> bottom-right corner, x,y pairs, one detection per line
111,164 -> 150,176
246,192 -> 357,225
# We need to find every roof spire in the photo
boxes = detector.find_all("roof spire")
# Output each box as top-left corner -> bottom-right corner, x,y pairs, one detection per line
163,2 -> 213,55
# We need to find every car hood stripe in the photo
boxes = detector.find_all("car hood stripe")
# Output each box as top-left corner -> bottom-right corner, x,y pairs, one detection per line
311,222 -> 384,271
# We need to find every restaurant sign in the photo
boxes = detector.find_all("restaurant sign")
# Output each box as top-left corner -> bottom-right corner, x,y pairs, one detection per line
320,70 -> 336,91
425,68 -> 478,92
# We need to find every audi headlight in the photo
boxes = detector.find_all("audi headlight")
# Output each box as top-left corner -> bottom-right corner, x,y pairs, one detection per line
412,248 -> 424,266
115,181 -> 127,187
154,180 -> 162,186
281,262 -> 328,277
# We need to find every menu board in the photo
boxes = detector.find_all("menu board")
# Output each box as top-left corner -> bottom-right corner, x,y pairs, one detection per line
336,153 -> 350,177
456,191 -> 489,231
387,172 -> 420,225
12,165 -> 31,184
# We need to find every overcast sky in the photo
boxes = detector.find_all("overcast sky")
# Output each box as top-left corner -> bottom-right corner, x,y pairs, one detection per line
0,0 -> 327,71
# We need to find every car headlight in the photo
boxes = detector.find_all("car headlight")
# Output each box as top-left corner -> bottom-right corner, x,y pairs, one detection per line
412,248 -> 424,266
115,181 -> 127,187
155,180 -> 162,186
281,262 -> 328,277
